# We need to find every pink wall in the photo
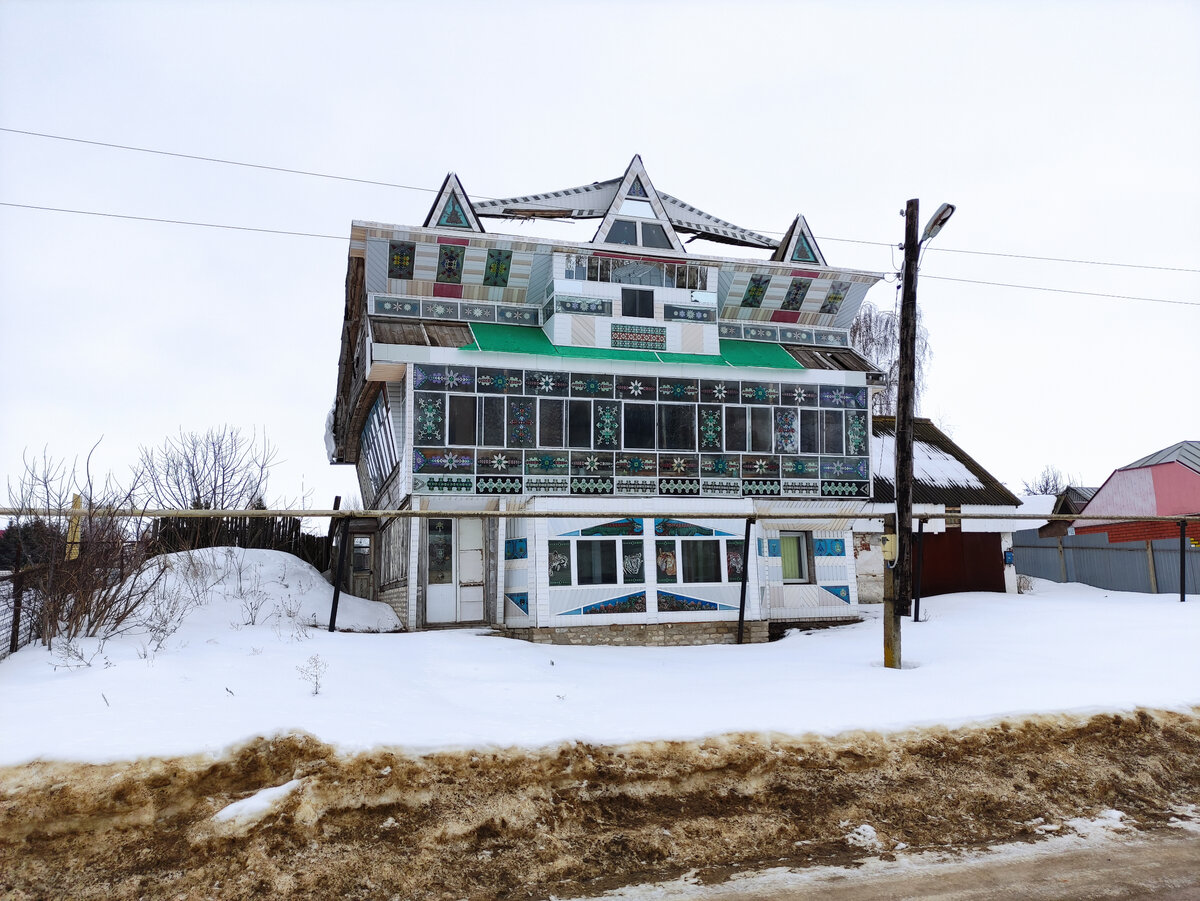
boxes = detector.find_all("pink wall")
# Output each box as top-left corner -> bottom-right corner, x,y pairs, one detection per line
1151,462 -> 1200,514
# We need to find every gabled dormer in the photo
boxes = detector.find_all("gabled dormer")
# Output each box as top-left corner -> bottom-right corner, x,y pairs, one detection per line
591,155 -> 686,252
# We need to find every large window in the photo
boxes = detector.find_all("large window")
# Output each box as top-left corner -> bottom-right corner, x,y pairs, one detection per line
621,288 -> 655,319
658,405 -> 695,450
780,532 -> 813,583
577,541 -> 618,585
725,407 -> 747,452
750,407 -> 773,452
681,540 -> 721,583
568,400 -> 592,448
624,404 -> 656,449
447,395 -> 476,446
539,399 -> 564,447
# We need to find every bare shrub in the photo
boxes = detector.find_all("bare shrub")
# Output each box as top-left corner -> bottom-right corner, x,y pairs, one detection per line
1017,574 -> 1035,594
296,654 -> 328,695
7,445 -> 166,649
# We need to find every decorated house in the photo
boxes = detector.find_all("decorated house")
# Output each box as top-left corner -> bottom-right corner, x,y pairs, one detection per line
327,156 -> 891,644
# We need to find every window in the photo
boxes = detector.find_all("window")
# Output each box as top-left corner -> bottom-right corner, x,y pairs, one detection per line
780,532 -> 813,583
568,400 -> 592,448
621,287 -> 655,318
725,407 -> 747,452
539,399 -> 564,447
352,535 -> 372,573
800,409 -> 819,454
577,541 -> 618,585
607,220 -> 638,245
822,410 -> 844,455
641,223 -> 673,248
447,395 -> 477,446
619,199 -> 656,218
681,540 -> 721,583
480,396 -> 505,447
624,404 -> 656,449
658,405 -> 695,450
750,407 -> 773,452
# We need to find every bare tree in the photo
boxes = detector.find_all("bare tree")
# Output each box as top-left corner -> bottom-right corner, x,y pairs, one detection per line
1023,465 -> 1070,496
850,300 -> 932,416
137,426 -> 277,511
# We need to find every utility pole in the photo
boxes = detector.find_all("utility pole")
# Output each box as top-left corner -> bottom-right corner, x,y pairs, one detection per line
888,199 -> 954,670
887,200 -> 920,669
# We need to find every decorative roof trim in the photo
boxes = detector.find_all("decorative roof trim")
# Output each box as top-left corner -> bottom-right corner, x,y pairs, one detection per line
423,172 -> 485,233
771,215 -> 827,267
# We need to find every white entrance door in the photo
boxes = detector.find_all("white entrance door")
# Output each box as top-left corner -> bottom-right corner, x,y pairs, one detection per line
425,518 -> 486,624
426,518 -> 457,623
457,518 -> 485,621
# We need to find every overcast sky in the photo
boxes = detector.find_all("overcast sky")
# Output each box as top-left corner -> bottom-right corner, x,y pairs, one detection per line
2,0 -> 1197,511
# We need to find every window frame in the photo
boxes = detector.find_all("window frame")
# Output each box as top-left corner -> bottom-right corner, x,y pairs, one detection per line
780,531 -> 815,584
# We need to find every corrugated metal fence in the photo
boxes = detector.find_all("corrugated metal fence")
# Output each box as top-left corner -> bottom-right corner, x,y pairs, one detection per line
1013,530 -> 1200,595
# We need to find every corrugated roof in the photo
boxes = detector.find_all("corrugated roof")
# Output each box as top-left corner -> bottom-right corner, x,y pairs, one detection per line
464,324 -> 809,371
1121,440 -> 1200,475
872,417 -> 1020,507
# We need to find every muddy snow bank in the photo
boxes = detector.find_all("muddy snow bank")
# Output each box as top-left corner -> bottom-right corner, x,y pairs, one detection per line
2,710 -> 1198,900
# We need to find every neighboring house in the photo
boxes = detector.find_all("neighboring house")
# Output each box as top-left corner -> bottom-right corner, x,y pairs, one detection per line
1037,486 -> 1097,538
1073,441 -> 1200,543
328,156 -> 897,645
851,417 -> 1022,602
1013,441 -> 1200,594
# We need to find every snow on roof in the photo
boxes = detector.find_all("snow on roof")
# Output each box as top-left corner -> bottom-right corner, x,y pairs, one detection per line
873,433 -> 983,490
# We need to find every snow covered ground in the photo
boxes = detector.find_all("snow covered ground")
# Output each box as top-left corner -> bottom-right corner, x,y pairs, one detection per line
0,548 -> 1196,766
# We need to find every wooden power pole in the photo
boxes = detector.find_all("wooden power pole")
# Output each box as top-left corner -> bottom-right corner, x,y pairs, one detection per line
887,199 -> 921,669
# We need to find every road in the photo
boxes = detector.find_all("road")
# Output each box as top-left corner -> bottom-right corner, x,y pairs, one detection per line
606,830 -> 1200,900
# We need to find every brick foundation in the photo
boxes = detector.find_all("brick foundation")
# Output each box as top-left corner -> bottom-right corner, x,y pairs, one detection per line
379,584 -> 409,626
498,620 -> 770,647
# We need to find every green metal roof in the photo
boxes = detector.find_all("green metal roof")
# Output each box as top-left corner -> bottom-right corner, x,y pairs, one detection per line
466,323 -> 805,371
718,338 -> 805,369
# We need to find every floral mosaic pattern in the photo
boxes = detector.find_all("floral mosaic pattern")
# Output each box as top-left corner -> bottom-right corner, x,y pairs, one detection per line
570,374 -> 615,397
658,379 -> 698,401
698,407 -> 723,450
819,281 -> 850,314
482,249 -> 512,287
414,395 -> 444,443
742,275 -> 770,307
503,538 -> 528,559
594,403 -> 621,449
435,245 -> 465,284
846,411 -> 868,456
611,324 -> 666,350
781,278 -> 812,310
505,592 -> 529,614
506,399 -> 536,448
387,241 -> 415,279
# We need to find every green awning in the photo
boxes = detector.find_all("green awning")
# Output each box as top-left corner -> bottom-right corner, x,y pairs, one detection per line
469,322 -> 558,355
464,324 -> 806,372
718,338 -> 805,369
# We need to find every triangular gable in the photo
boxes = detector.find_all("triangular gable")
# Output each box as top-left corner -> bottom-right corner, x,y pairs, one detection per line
591,155 -> 686,252
771,215 -> 827,267
423,172 -> 484,232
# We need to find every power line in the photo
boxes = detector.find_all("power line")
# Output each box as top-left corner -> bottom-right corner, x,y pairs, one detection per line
3,200 -> 1198,309
5,125 -> 1198,276
816,235 -> 1200,275
922,274 -> 1200,308
0,126 -> 449,196
0,201 -> 347,241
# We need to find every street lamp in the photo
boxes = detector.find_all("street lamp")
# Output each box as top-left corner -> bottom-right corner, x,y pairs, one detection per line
885,199 -> 955,670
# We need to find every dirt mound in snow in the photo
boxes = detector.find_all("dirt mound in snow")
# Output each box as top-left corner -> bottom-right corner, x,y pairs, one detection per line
2,709 -> 1198,899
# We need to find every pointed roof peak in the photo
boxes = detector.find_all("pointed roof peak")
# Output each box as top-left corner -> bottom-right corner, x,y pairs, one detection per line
590,155 -> 685,252
771,214 -> 827,266
424,172 -> 484,232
